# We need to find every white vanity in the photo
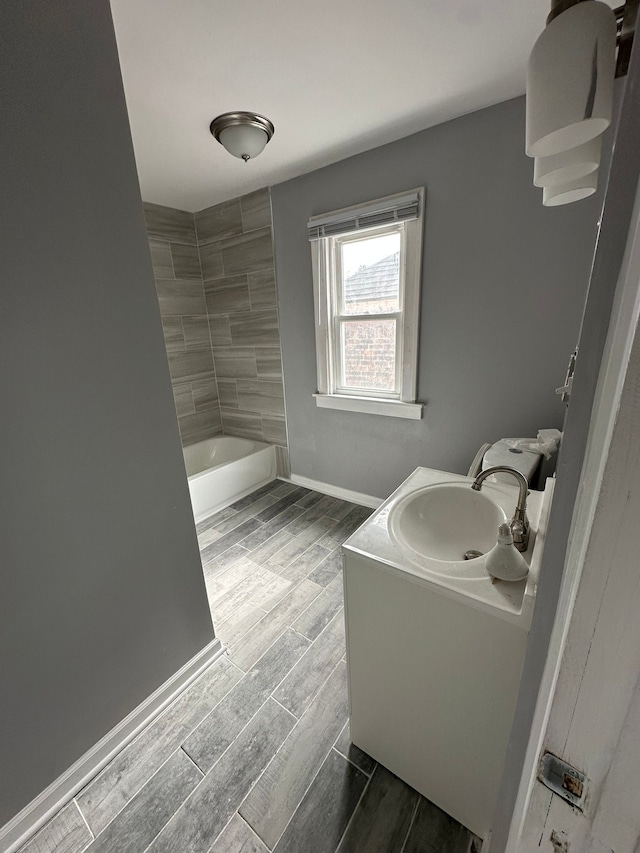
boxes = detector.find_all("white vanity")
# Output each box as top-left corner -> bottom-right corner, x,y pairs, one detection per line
342,467 -> 553,842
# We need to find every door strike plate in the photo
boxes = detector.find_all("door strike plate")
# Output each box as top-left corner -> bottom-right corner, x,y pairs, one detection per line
538,751 -> 587,810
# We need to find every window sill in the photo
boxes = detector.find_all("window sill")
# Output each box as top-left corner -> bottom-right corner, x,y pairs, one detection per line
313,393 -> 423,420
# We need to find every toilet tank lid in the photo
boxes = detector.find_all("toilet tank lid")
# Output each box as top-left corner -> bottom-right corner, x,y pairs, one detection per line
482,438 -> 542,479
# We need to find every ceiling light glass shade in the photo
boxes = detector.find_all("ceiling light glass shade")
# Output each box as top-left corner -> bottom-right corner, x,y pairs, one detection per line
526,1 -> 616,158
534,135 -> 602,187
210,112 -> 275,162
543,170 -> 598,207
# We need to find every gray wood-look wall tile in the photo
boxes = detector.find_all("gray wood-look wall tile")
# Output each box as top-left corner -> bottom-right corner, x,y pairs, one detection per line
275,446 -> 290,478
240,188 -> 271,233
144,202 -> 197,246
237,379 -> 285,416
261,414 -> 288,448
172,383 -> 195,418
273,749 -> 368,853
210,814 -> 268,853
183,629 -> 309,773
149,239 -> 174,279
273,611 -> 345,717
84,750 -> 201,853
208,314 -> 232,346
182,315 -> 211,349
220,408 -> 264,441
216,378 -> 238,409
255,346 -> 282,380
155,279 -> 206,316
230,309 -> 280,346
333,722 -> 377,776
161,316 -> 185,352
336,765 -> 419,853
192,378 -> 219,412
248,269 -> 277,310
147,699 -> 295,853
170,242 -> 201,279
228,579 -> 321,671
19,801 -> 92,853
168,349 -> 214,383
196,198 -> 243,244
199,242 -> 224,281
221,227 -> 273,277
239,661 -> 349,849
178,409 -> 222,445
205,275 -> 251,315
213,346 -> 257,378
402,797 -> 481,853
76,659 -> 241,835
293,573 -> 344,641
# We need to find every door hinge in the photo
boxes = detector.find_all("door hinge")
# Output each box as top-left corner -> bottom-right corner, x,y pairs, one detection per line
556,348 -> 577,403
538,751 -> 587,810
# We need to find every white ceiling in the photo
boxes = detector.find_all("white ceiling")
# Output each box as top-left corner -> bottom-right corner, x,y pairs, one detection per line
110,0 -> 553,212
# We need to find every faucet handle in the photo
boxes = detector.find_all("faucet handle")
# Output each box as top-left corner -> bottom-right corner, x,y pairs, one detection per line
510,518 -> 529,553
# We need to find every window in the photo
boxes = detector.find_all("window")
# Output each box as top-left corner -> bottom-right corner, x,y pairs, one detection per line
309,189 -> 424,419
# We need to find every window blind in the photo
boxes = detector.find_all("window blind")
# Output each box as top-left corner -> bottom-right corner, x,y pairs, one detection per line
307,189 -> 422,241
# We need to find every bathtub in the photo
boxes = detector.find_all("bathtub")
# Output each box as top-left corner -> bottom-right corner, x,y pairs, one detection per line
183,436 -> 276,523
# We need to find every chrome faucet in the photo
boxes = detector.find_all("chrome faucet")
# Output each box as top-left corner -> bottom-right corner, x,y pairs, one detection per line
471,466 -> 530,552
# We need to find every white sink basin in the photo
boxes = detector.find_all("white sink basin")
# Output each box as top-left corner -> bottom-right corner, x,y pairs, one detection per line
388,482 -> 507,567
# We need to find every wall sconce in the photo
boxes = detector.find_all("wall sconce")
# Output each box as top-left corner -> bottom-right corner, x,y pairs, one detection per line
526,0 -> 637,206
209,112 -> 275,162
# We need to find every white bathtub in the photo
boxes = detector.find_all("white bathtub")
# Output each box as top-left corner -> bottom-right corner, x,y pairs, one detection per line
183,436 -> 276,523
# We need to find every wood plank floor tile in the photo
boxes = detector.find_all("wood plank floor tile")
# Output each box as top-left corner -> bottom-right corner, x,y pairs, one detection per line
206,557 -> 259,602
76,658 -> 241,835
239,661 -> 349,849
228,480 -> 280,511
275,542 -> 331,584
197,528 -> 222,549
269,482 -> 299,498
215,602 -> 267,647
293,573 -> 344,641
273,749 -> 368,853
210,495 -> 279,535
336,765 -> 419,853
293,490 -> 325,510
147,700 -> 295,853
272,611 -> 345,717
269,516 -> 338,569
183,629 -> 309,773
202,544 -> 250,581
333,722 -> 377,776
246,529 -> 294,565
316,507 -> 372,550
211,563 -> 286,624
239,506 -> 305,551
85,750 -> 201,853
209,814 -> 268,853
402,797 -> 481,853
196,506 -> 237,535
19,802 -> 92,853
306,546 -> 343,587
254,487 -> 309,522
228,579 -> 322,671
200,518 -> 263,562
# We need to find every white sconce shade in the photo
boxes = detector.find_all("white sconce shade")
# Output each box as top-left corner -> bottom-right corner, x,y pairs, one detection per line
209,112 -> 275,162
218,125 -> 269,161
543,170 -> 598,206
534,134 -> 602,187
526,1 -> 616,158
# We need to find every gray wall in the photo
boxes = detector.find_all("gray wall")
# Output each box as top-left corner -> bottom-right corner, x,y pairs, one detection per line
0,0 -> 214,827
271,96 -> 605,499
490,55 -> 640,852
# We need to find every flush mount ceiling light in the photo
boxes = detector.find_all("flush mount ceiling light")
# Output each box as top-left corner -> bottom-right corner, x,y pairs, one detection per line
209,111 -> 275,162
526,0 -> 637,205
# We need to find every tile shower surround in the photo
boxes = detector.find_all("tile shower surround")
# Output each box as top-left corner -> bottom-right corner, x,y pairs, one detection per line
144,189 -> 289,473
19,482 -> 481,853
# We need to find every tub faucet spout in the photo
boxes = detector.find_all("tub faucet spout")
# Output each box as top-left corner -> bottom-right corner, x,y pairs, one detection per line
471,466 -> 530,552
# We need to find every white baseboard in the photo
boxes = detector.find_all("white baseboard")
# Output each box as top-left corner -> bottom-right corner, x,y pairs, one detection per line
288,474 -> 383,509
0,638 -> 224,853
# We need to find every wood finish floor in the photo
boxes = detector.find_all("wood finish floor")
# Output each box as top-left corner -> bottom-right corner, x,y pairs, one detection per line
19,480 -> 481,853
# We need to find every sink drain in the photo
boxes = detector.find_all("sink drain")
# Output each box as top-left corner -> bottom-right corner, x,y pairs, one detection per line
464,550 -> 483,560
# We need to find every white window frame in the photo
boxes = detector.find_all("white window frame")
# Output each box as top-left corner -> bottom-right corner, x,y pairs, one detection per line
310,188 -> 424,419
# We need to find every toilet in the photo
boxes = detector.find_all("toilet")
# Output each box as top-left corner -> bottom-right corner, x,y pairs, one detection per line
468,437 -> 556,490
